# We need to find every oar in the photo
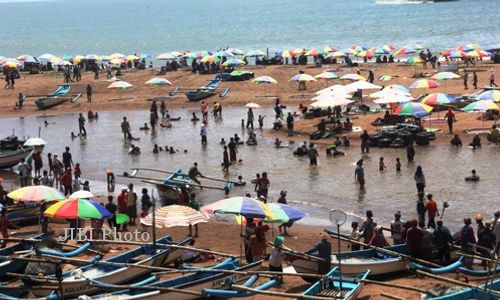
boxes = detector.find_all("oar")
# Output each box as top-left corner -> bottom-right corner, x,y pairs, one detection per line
361,278 -> 436,296
133,168 -> 238,184
326,231 -> 442,268
268,242 -> 325,262
416,270 -> 500,297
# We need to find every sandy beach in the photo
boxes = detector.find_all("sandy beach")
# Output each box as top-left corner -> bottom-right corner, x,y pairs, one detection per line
1,61 -> 499,299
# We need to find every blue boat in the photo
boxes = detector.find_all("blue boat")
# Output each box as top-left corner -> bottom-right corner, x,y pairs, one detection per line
0,234 -> 43,278
409,257 -> 500,276
300,268 -> 370,300
35,85 -> 81,110
424,279 -> 500,300
185,80 -> 220,102
23,236 -> 190,298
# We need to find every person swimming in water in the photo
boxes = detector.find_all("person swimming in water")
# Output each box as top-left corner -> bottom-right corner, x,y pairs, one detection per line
140,123 -> 150,130
465,169 -> 480,181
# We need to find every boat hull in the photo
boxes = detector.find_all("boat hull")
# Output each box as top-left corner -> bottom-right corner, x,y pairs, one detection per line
186,90 -> 216,102
301,268 -> 370,300
0,148 -> 33,169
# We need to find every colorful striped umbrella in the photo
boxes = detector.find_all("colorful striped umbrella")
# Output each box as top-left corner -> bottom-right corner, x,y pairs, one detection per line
74,55 -> 85,63
126,55 -> 139,62
17,54 -> 36,62
292,48 -> 305,55
457,43 -> 482,52
245,50 -> 266,57
141,205 -> 207,228
44,198 -> 111,220
2,61 -> 20,70
107,81 -> 133,89
430,72 -> 461,80
356,50 -> 374,58
393,47 -> 414,56
448,50 -> 468,59
323,46 -> 337,53
350,45 -> 366,53
100,55 -> 110,61
156,53 -> 176,60
394,102 -> 433,117
314,72 -> 339,80
110,53 -> 126,59
200,55 -> 220,63
406,57 -> 423,65
85,54 -> 101,61
304,48 -> 324,56
109,58 -> 124,65
475,90 -> 500,102
371,45 -> 395,55
280,50 -> 294,58
409,79 -> 439,89
222,59 -> 246,67
214,50 -> 234,58
145,77 -> 172,85
339,73 -> 366,81
463,100 -> 499,112
289,73 -> 317,82
420,93 -> 456,106
202,197 -> 274,219
37,53 -> 56,61
184,51 -> 211,59
253,76 -> 277,84
326,51 -> 348,59
264,203 -> 307,223
467,50 -> 490,58
7,186 -> 65,203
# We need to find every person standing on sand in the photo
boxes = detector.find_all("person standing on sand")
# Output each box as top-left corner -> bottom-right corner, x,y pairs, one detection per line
463,69 -> 469,89
472,71 -> 478,89
367,70 -> 374,83
444,108 -> 456,134
78,113 -> 87,137
126,183 -> 137,225
86,84 -> 92,102
433,220 -> 453,265
460,217 -> 476,268
360,130 -> 370,154
105,196 -> 117,229
60,166 -> 73,196
417,193 -> 427,225
117,188 -> 128,231
414,166 -> 426,194
490,68 -> 497,87
0,209 -> 18,248
4,72 -> 10,89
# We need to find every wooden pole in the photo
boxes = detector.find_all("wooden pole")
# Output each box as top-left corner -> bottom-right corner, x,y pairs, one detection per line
380,293 -> 405,300
0,237 -> 104,256
361,279 -> 434,295
87,281 -> 202,296
153,267 -> 329,279
231,284 -> 340,300
456,252 -> 500,264
416,270 -> 500,297
326,232 -> 442,268
270,242 -> 325,262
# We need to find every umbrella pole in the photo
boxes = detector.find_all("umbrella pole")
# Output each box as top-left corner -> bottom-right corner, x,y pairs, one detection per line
151,189 -> 156,247
239,214 -> 243,260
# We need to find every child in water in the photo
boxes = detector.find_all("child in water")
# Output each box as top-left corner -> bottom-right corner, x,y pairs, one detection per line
465,169 -> 480,181
379,157 -> 386,171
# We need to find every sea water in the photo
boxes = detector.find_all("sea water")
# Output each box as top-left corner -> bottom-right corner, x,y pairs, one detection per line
0,0 -> 498,57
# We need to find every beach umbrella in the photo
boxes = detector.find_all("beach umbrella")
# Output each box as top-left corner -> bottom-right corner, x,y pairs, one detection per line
184,51 -> 211,59
2,60 -> 20,70
371,45 -> 395,55
338,48 -> 357,55
475,90 -> 500,102
292,48 -> 305,55
430,72 -> 461,80
107,81 -> 133,90
23,137 -> 46,147
370,87 -> 411,99
325,51 -> 348,59
448,50 -> 468,59
44,198 -> 111,220
17,54 -> 36,62
314,72 -> 339,80
109,58 -> 124,65
200,55 -> 219,63
339,73 -> 366,81
264,203 -> 307,223
245,102 -> 262,109
311,95 -> 353,108
202,197 -> 274,219
156,53 -> 176,60
70,190 -> 95,199
74,55 -> 85,63
394,102 -> 433,117
136,53 -> 152,59
141,205 -> 207,228
145,77 -> 172,86
245,50 -> 266,57
253,76 -> 277,84
466,50 -> 490,58
170,51 -> 183,57
37,53 -> 56,61
344,80 -> 382,92
457,43 -> 482,52
227,48 -> 245,55
289,73 -> 317,82
463,100 -> 499,112
110,53 -> 126,59
280,50 -> 294,58
304,48 -> 324,56
8,186 -> 65,203
85,54 -> 101,61
315,84 -> 350,98
214,50 -> 234,58
378,75 -> 393,81
323,46 -> 337,53
126,55 -> 139,62
350,45 -> 366,53
100,55 -> 110,62
406,57 -> 423,65
409,79 -> 439,89
420,93 -> 456,106
373,94 -> 414,104
356,50 -> 374,59
57,60 -> 72,66
222,59 -> 246,67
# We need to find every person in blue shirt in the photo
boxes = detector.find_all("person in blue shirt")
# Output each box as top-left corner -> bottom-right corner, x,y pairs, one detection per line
305,232 -> 332,274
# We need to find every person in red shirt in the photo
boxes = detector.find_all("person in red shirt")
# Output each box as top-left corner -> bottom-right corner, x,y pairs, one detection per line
405,219 -> 423,258
444,109 -> 456,134
117,188 -> 128,231
425,194 -> 439,229
59,167 -> 73,196
0,209 -> 18,248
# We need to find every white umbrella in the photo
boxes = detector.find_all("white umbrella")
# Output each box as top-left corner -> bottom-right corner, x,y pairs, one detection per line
369,88 -> 410,98
373,94 -> 414,104
344,80 -> 382,92
315,84 -> 350,97
69,190 -> 95,199
245,102 -> 261,109
311,95 -> 353,108
23,137 -> 46,147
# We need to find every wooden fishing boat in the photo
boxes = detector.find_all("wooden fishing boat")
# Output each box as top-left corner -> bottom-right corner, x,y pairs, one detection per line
425,279 -> 499,300
300,268 -> 370,300
5,203 -> 40,224
0,234 -> 43,278
23,236 -> 190,298
0,148 -> 33,169
185,80 -> 220,102
155,170 -> 193,204
0,135 -> 25,151
35,93 -> 82,110
88,259 -> 263,300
